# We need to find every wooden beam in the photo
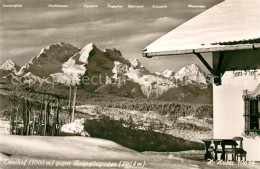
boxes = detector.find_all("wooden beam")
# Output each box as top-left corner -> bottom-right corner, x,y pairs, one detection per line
217,52 -> 225,74
193,51 -> 216,76
143,44 -> 260,57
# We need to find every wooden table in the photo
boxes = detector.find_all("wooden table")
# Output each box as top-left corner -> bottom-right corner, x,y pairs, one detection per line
202,139 -> 238,161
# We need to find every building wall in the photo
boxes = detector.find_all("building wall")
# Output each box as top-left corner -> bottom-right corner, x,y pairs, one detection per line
213,70 -> 260,161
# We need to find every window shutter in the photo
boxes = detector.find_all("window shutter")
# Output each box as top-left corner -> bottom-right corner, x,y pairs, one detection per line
250,100 -> 259,129
243,86 -> 260,134
244,99 -> 250,131
258,101 -> 260,129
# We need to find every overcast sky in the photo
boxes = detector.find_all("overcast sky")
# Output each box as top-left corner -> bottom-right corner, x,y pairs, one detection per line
0,0 -> 223,73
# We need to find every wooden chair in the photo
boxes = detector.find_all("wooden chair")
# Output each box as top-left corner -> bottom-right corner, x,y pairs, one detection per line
233,137 -> 247,161
215,143 -> 223,160
224,141 -> 235,161
207,140 -> 215,160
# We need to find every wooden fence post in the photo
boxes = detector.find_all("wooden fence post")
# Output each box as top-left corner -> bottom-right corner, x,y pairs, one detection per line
38,96 -> 44,135
44,100 -> 48,136
15,107 -> 18,135
26,100 -> 31,136
56,96 -> 60,136
22,99 -> 27,135
10,114 -> 14,135
68,85 -> 72,107
32,110 -> 36,135
71,85 -> 77,122
9,115 -> 12,135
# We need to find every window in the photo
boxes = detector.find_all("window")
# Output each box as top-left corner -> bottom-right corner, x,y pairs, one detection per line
243,86 -> 260,135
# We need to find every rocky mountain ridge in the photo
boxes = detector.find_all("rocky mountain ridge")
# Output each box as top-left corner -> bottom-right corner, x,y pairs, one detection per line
0,42 -> 208,99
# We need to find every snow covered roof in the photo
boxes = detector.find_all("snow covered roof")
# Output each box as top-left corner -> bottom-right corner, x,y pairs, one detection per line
143,0 -> 260,57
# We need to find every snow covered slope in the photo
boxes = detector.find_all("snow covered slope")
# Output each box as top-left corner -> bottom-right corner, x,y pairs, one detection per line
0,135 -> 140,160
1,135 -> 258,169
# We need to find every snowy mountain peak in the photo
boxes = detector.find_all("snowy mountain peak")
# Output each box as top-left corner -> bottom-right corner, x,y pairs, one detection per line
189,64 -> 201,71
18,42 -> 80,77
34,42 -> 74,60
175,64 -> 206,84
78,43 -> 98,64
162,69 -> 175,78
129,58 -> 143,68
0,60 -> 19,72
52,43 -> 127,86
61,43 -> 100,75
190,63 -> 197,67
176,64 -> 201,76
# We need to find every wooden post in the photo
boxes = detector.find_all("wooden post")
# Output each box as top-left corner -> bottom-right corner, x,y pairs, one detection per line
69,87 -> 72,123
15,108 -> 18,135
11,106 -> 15,135
37,113 -> 40,135
56,96 -> 60,135
51,101 -> 55,136
71,85 -> 77,122
26,100 -> 31,136
46,100 -> 50,135
38,97 -> 44,135
56,97 -> 60,124
9,115 -> 12,135
68,85 -> 72,123
10,114 -> 14,135
50,101 -> 53,129
32,110 -> 36,135
44,100 -> 48,136
68,85 -> 72,107
22,99 -> 28,135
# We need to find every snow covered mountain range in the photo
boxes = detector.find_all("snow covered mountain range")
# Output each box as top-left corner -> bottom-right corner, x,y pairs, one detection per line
0,42 -> 208,98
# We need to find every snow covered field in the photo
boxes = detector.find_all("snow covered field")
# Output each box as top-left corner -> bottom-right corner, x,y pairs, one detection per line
0,120 -> 10,135
0,135 -> 259,169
